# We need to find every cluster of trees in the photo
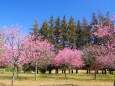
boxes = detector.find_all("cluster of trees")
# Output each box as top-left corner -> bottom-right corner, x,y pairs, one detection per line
0,12 -> 115,86
35,11 -> 114,50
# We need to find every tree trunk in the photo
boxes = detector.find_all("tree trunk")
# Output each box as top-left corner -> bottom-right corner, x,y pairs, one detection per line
110,69 -> 113,74
76,69 -> 78,74
16,66 -> 19,77
96,70 -> 98,74
48,65 -> 52,74
114,80 -> 115,86
62,69 -> 64,74
109,69 -> 113,74
94,69 -> 97,80
64,69 -> 66,74
49,69 -> 52,74
102,69 -> 107,75
105,69 -> 107,75
55,68 -> 58,74
64,67 -> 66,78
68,69 -> 71,74
86,69 -> 88,74
102,69 -> 104,74
89,69 -> 90,74
35,62 -> 37,80
37,67 -> 39,74
65,71 -> 66,78
71,69 -> 73,73
12,66 -> 15,86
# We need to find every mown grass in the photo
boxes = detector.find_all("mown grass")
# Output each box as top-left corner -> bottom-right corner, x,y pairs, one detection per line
0,70 -> 114,86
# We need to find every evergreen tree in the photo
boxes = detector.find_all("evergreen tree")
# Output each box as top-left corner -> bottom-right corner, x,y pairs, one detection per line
40,20 -> 48,39
91,12 -> 98,25
82,17 -> 88,29
76,19 -> 83,48
31,20 -> 39,41
48,16 -> 55,43
90,12 -> 100,45
60,16 -> 68,49
105,11 -> 113,27
31,20 -> 39,35
54,16 -> 61,51
82,17 -> 92,46
68,16 -> 76,48
106,11 -> 110,19
98,10 -> 104,24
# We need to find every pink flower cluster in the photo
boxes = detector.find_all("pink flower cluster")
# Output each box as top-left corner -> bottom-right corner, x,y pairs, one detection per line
54,48 -> 83,68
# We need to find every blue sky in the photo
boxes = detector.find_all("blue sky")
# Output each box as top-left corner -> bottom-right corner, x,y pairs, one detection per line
0,0 -> 115,34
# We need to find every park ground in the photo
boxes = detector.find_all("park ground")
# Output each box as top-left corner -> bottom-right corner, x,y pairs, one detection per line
0,70 -> 115,86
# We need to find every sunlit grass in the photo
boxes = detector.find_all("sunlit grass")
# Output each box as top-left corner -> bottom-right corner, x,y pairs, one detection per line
0,70 -> 114,86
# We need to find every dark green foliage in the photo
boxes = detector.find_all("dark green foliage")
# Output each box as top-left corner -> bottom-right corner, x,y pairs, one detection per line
23,63 -> 35,73
81,18 -> 92,46
91,12 -> 98,25
105,11 -> 113,27
81,29 -> 92,46
39,68 -> 46,74
47,65 -> 55,74
68,16 -> 76,48
37,11 -> 112,50
54,16 -> 61,52
97,11 -> 113,27
5,67 -> 14,72
48,16 -> 55,43
40,20 -> 48,39
31,20 -> 39,41
60,16 -> 68,49
76,19 -> 83,48
33,20 -> 39,36
98,10 -> 104,24
82,17 -> 88,28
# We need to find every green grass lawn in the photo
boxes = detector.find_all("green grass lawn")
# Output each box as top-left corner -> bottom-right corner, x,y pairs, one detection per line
0,70 -> 115,86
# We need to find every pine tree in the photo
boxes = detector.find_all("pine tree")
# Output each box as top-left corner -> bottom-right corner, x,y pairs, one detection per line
31,20 -> 39,41
60,16 -> 68,49
106,11 -> 110,19
105,11 -> 113,27
76,19 -> 83,48
40,20 -> 48,40
82,17 -> 88,29
91,12 -> 98,25
31,20 -> 39,35
68,16 -> 76,48
98,10 -> 104,25
82,17 -> 91,46
54,16 -> 61,52
48,16 -> 55,43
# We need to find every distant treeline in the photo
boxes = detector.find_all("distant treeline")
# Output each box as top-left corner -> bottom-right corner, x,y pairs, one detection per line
31,11 -> 114,51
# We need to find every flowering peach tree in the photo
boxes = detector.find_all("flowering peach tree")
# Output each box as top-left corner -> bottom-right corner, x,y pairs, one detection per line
1,26 -> 27,86
23,34 -> 55,80
54,48 -> 83,77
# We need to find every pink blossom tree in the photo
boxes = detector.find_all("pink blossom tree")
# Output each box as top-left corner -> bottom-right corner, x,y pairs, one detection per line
54,48 -> 83,78
1,26 -> 27,86
93,24 -> 115,70
93,26 -> 111,38
0,30 -> 5,67
92,17 -> 115,85
82,45 -> 114,80
23,34 -> 55,80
